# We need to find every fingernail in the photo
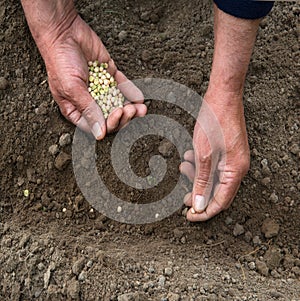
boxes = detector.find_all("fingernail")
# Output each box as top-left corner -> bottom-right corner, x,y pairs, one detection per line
194,195 -> 206,212
191,208 -> 196,214
91,122 -> 102,140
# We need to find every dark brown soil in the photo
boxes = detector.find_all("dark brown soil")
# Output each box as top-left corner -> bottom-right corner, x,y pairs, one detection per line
0,0 -> 299,300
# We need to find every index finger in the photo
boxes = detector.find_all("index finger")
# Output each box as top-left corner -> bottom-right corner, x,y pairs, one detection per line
115,71 -> 144,104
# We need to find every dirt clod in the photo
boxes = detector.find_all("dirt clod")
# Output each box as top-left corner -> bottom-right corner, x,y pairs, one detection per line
118,30 -> 128,41
264,247 -> 283,270
0,76 -> 8,90
59,133 -> 71,147
269,192 -> 279,203
283,254 -> 295,269
72,258 -> 85,276
261,218 -> 280,238
289,143 -> 299,155
48,144 -> 59,156
54,151 -> 71,171
158,139 -> 174,157
167,293 -> 180,301
141,50 -> 152,62
118,292 -> 146,301
164,267 -> 173,276
256,259 -> 269,276
233,223 -> 245,237
67,278 -> 80,300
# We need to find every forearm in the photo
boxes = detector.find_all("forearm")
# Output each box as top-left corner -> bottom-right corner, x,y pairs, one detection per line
207,5 -> 260,101
21,0 -> 77,57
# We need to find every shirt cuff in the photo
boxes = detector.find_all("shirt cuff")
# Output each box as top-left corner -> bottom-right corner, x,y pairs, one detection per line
214,0 -> 274,19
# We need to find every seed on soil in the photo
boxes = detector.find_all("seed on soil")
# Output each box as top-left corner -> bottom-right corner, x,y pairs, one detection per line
87,60 -> 125,119
117,206 -> 122,213
181,207 -> 188,217
23,189 -> 29,197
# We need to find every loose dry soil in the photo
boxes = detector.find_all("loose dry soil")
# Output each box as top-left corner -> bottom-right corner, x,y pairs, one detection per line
0,0 -> 299,300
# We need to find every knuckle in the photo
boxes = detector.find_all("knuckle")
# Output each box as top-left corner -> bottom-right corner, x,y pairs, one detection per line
76,100 -> 90,113
200,154 -> 210,162
240,156 -> 250,174
194,177 -> 209,189
197,151 -> 213,164
59,106 -> 67,116
62,82 -> 76,98
58,103 -> 72,120
124,104 -> 136,116
213,198 -> 227,213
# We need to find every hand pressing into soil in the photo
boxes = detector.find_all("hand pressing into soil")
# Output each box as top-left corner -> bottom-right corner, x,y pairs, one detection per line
21,0 -> 146,140
180,94 -> 250,221
180,6 -> 261,221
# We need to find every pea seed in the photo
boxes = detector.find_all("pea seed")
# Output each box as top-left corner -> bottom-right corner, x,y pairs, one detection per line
87,60 -> 125,119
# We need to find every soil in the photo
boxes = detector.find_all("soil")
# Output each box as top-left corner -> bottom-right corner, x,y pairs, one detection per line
0,0 -> 299,300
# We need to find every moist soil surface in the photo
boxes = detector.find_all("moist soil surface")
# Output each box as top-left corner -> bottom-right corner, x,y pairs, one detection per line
0,1 -> 299,300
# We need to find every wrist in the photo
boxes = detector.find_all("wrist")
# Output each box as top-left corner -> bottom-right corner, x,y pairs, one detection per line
21,0 -> 77,58
206,80 -> 244,105
205,5 -> 260,106
204,82 -> 244,117
208,65 -> 246,96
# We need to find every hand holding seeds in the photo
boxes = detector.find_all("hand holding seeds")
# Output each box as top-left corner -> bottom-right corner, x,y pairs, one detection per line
21,2 -> 147,139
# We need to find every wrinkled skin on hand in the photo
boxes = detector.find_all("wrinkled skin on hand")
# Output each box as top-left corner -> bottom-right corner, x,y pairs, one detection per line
180,91 -> 250,221
43,15 -> 147,139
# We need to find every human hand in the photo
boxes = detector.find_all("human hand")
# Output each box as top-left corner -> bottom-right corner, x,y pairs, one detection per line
178,4 -> 261,221
44,15 -> 147,139
180,90 -> 250,221
21,0 -> 147,139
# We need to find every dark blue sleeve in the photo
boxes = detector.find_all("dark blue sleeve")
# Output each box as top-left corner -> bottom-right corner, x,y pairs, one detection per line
214,0 -> 274,19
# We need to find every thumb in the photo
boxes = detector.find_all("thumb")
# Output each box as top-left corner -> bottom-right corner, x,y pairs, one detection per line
75,86 -> 106,140
192,149 -> 219,213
